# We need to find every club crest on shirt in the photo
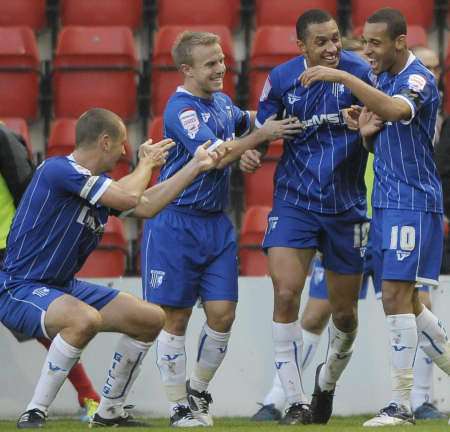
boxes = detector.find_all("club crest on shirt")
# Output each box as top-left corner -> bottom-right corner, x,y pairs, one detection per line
201,112 -> 211,123
179,109 -> 200,139
287,93 -> 301,105
332,83 -> 345,97
407,74 -> 426,92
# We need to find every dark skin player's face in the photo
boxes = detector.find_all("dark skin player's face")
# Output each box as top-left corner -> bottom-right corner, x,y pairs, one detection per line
362,22 -> 405,75
298,20 -> 342,69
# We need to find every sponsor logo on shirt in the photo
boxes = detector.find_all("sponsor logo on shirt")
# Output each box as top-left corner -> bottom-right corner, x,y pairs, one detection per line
301,112 -> 343,128
150,270 -> 165,288
32,287 -> 50,297
396,251 -> 411,261
179,109 -> 200,139
201,112 -> 211,122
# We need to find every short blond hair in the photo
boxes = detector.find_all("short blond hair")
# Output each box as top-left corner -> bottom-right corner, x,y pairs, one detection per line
172,31 -> 221,69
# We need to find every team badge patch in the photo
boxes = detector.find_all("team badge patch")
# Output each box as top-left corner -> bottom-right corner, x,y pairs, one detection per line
407,74 -> 426,92
179,109 -> 200,139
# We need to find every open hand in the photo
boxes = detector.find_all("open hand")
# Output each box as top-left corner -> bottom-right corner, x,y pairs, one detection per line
261,115 -> 304,141
138,138 -> 175,168
193,140 -> 232,172
359,107 -> 384,139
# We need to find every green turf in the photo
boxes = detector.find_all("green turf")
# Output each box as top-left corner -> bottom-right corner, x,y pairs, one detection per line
0,416 -> 448,431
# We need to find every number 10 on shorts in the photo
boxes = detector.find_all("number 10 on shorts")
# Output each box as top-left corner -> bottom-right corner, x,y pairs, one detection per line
389,225 -> 416,251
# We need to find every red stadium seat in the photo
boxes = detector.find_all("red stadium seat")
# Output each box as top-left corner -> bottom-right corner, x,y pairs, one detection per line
157,0 -> 240,29
77,216 -> 128,277
147,116 -> 164,143
0,27 -> 40,120
53,26 -> 138,120
60,0 -> 143,30
0,0 -> 46,31
352,25 -> 428,48
351,0 -> 434,29
255,0 -> 337,26
0,117 -> 32,157
266,139 -> 283,159
248,26 -> 298,109
151,25 -> 236,116
244,159 -> 277,208
47,118 -> 132,180
239,206 -> 271,276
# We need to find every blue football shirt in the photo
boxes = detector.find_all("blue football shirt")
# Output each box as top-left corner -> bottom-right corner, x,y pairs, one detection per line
160,87 -> 251,213
256,50 -> 373,214
2,155 -> 112,286
372,53 -> 443,213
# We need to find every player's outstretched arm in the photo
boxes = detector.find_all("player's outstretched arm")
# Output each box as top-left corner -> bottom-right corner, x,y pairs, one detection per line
215,116 -> 303,169
299,66 -> 411,122
131,141 -> 230,218
98,139 -> 174,211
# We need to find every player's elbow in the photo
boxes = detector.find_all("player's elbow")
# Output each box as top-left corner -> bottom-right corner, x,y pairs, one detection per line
114,193 -> 140,211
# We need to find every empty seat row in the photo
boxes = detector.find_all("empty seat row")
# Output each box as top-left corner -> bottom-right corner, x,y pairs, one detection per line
0,0 -> 438,31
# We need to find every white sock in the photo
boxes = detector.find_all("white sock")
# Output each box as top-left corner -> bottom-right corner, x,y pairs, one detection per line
190,323 -> 231,393
301,329 -> 321,372
318,320 -> 356,392
387,314 -> 417,410
155,330 -> 188,413
416,307 -> 450,375
272,321 -> 308,405
27,334 -> 81,413
411,348 -> 433,411
262,372 -> 285,411
97,335 -> 152,419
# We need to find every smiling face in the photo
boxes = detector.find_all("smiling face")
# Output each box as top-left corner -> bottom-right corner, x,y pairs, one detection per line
182,43 -> 226,98
362,22 -> 405,75
298,19 -> 342,68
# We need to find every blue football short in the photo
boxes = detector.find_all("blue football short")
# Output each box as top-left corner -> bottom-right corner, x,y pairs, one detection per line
141,208 -> 238,308
0,274 -> 119,339
263,198 -> 370,274
308,255 -> 370,300
309,243 -> 430,301
370,208 -> 443,289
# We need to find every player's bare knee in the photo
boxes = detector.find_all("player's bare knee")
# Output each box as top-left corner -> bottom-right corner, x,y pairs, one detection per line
332,309 -> 357,332
164,309 -> 191,335
301,314 -> 327,334
72,309 -> 102,342
208,310 -> 235,333
147,306 -> 166,340
275,286 -> 300,314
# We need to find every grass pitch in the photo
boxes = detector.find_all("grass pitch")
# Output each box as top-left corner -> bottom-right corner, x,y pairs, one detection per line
0,417 -> 448,431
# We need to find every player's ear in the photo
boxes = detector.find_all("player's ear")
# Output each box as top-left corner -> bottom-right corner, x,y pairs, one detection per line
180,63 -> 194,78
297,39 -> 305,55
99,133 -> 110,152
395,34 -> 406,51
